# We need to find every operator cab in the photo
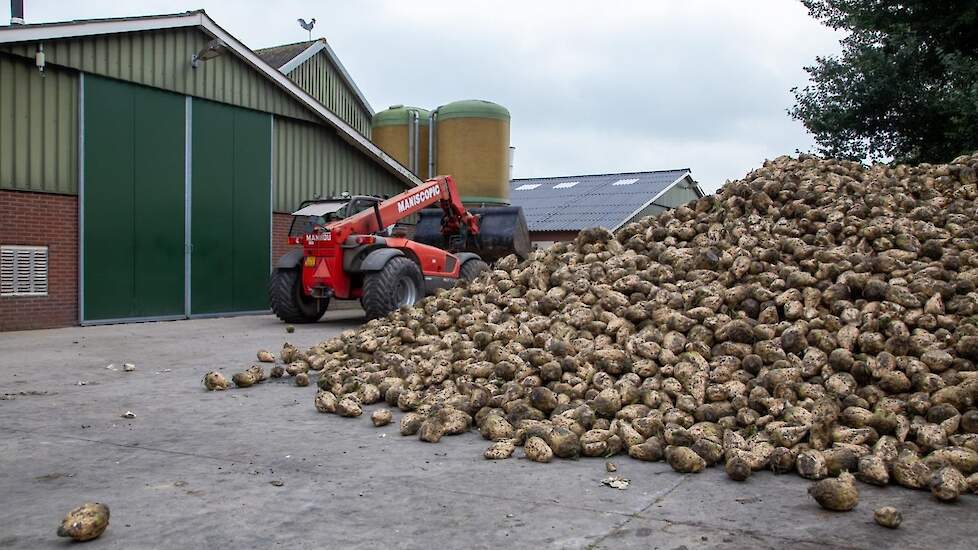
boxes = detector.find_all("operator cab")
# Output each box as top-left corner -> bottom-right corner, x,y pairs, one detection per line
289,196 -> 393,238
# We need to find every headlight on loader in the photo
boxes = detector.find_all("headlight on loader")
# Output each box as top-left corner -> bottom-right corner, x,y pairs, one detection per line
304,256 -> 316,267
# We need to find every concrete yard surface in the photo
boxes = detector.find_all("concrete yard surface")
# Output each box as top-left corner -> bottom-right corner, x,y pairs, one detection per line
1,314 -> 976,549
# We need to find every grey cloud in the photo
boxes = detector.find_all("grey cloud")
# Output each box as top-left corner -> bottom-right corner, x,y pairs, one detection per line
10,1 -> 842,191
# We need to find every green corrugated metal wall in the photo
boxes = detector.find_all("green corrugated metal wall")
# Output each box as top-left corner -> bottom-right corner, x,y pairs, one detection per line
287,52 -> 371,137
0,53 -> 78,194
0,28 -> 317,124
273,116 -> 405,213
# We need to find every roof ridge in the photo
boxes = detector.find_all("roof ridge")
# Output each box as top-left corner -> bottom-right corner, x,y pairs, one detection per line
255,38 -> 320,53
255,37 -> 374,115
511,168 -> 690,181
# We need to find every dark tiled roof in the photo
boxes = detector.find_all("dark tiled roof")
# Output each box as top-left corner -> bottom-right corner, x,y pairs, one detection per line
256,40 -> 316,69
509,170 -> 692,232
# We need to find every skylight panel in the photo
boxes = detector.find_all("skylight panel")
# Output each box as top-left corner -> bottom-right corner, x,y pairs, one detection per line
612,178 -> 640,186
552,181 -> 579,189
514,183 -> 541,191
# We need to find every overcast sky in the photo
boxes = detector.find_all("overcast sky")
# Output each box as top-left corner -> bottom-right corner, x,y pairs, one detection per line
6,1 -> 842,192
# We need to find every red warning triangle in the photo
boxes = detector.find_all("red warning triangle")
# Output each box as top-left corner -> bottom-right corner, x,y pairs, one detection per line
314,261 -> 331,279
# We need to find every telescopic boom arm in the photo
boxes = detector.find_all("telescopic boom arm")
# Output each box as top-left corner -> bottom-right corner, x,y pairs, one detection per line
323,175 -> 479,239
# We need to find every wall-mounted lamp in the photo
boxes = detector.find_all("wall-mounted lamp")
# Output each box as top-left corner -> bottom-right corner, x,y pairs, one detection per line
191,39 -> 227,69
35,43 -> 45,77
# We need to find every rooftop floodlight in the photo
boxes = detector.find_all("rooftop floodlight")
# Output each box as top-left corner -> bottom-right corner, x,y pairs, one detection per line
191,39 -> 227,69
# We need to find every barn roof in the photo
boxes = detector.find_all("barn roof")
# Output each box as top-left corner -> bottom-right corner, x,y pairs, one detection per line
256,38 -> 374,115
0,10 -> 418,188
256,40 -> 315,69
509,170 -> 701,231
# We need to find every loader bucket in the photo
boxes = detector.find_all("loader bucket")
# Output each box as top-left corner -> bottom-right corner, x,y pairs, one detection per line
415,206 -> 531,263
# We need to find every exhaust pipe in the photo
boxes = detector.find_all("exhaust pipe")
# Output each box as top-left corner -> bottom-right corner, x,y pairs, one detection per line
10,0 -> 24,25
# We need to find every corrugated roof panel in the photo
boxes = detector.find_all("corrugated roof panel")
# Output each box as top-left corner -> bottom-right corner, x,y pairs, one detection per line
509,169 -> 691,231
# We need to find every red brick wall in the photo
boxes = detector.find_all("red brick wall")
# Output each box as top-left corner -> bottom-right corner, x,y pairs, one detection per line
0,190 -> 78,331
272,212 -> 299,263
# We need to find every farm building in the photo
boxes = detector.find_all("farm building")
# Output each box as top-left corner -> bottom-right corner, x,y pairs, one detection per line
0,10 -> 422,331
508,170 -> 704,246
256,38 -> 374,138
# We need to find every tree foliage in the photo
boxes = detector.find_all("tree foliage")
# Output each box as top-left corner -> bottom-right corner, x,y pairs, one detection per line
792,1 -> 978,163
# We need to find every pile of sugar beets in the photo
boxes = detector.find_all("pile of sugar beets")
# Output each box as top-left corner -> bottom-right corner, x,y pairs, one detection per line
244,153 -> 978,514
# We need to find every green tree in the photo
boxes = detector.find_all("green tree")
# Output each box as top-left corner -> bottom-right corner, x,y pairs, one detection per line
791,1 -> 978,163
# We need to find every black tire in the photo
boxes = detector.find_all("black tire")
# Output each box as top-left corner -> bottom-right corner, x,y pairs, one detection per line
362,256 -> 423,320
269,268 -> 328,323
459,258 -> 489,281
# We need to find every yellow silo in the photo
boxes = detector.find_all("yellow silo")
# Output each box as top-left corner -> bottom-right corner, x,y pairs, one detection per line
371,105 -> 430,177
433,100 -> 510,205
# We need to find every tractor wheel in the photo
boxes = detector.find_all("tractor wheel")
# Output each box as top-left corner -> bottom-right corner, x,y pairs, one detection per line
362,256 -> 423,320
269,268 -> 328,323
459,258 -> 489,281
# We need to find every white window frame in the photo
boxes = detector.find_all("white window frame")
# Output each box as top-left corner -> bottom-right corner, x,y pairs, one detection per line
1,245 -> 49,297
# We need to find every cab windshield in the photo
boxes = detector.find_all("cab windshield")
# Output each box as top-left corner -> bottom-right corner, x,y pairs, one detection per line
289,201 -> 349,237
288,197 -> 383,237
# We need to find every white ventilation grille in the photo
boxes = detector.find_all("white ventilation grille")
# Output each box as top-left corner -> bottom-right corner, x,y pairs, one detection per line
612,178 -> 640,186
514,183 -> 541,191
552,181 -> 579,189
1,245 -> 49,297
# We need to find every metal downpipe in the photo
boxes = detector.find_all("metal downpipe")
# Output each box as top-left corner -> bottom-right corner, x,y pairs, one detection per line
427,109 -> 438,179
412,110 -> 421,176
407,110 -> 417,175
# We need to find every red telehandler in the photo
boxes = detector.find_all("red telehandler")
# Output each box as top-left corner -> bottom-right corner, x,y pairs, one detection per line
269,175 -> 530,322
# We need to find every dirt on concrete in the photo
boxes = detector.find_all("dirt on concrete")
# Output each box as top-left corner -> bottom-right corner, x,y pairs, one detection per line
0,313 -> 976,548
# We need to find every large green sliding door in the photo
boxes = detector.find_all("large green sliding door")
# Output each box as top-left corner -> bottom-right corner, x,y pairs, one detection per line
83,75 -> 185,322
82,79 -> 272,322
190,99 -> 271,315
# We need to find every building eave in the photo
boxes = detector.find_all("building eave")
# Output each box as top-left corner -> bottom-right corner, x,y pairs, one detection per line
0,10 -> 417,188
0,11 -> 204,39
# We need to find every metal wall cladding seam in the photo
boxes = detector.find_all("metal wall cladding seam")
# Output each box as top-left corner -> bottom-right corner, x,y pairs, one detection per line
0,28 -> 316,124
0,53 -> 78,194
273,116 -> 404,213
286,52 -> 371,138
